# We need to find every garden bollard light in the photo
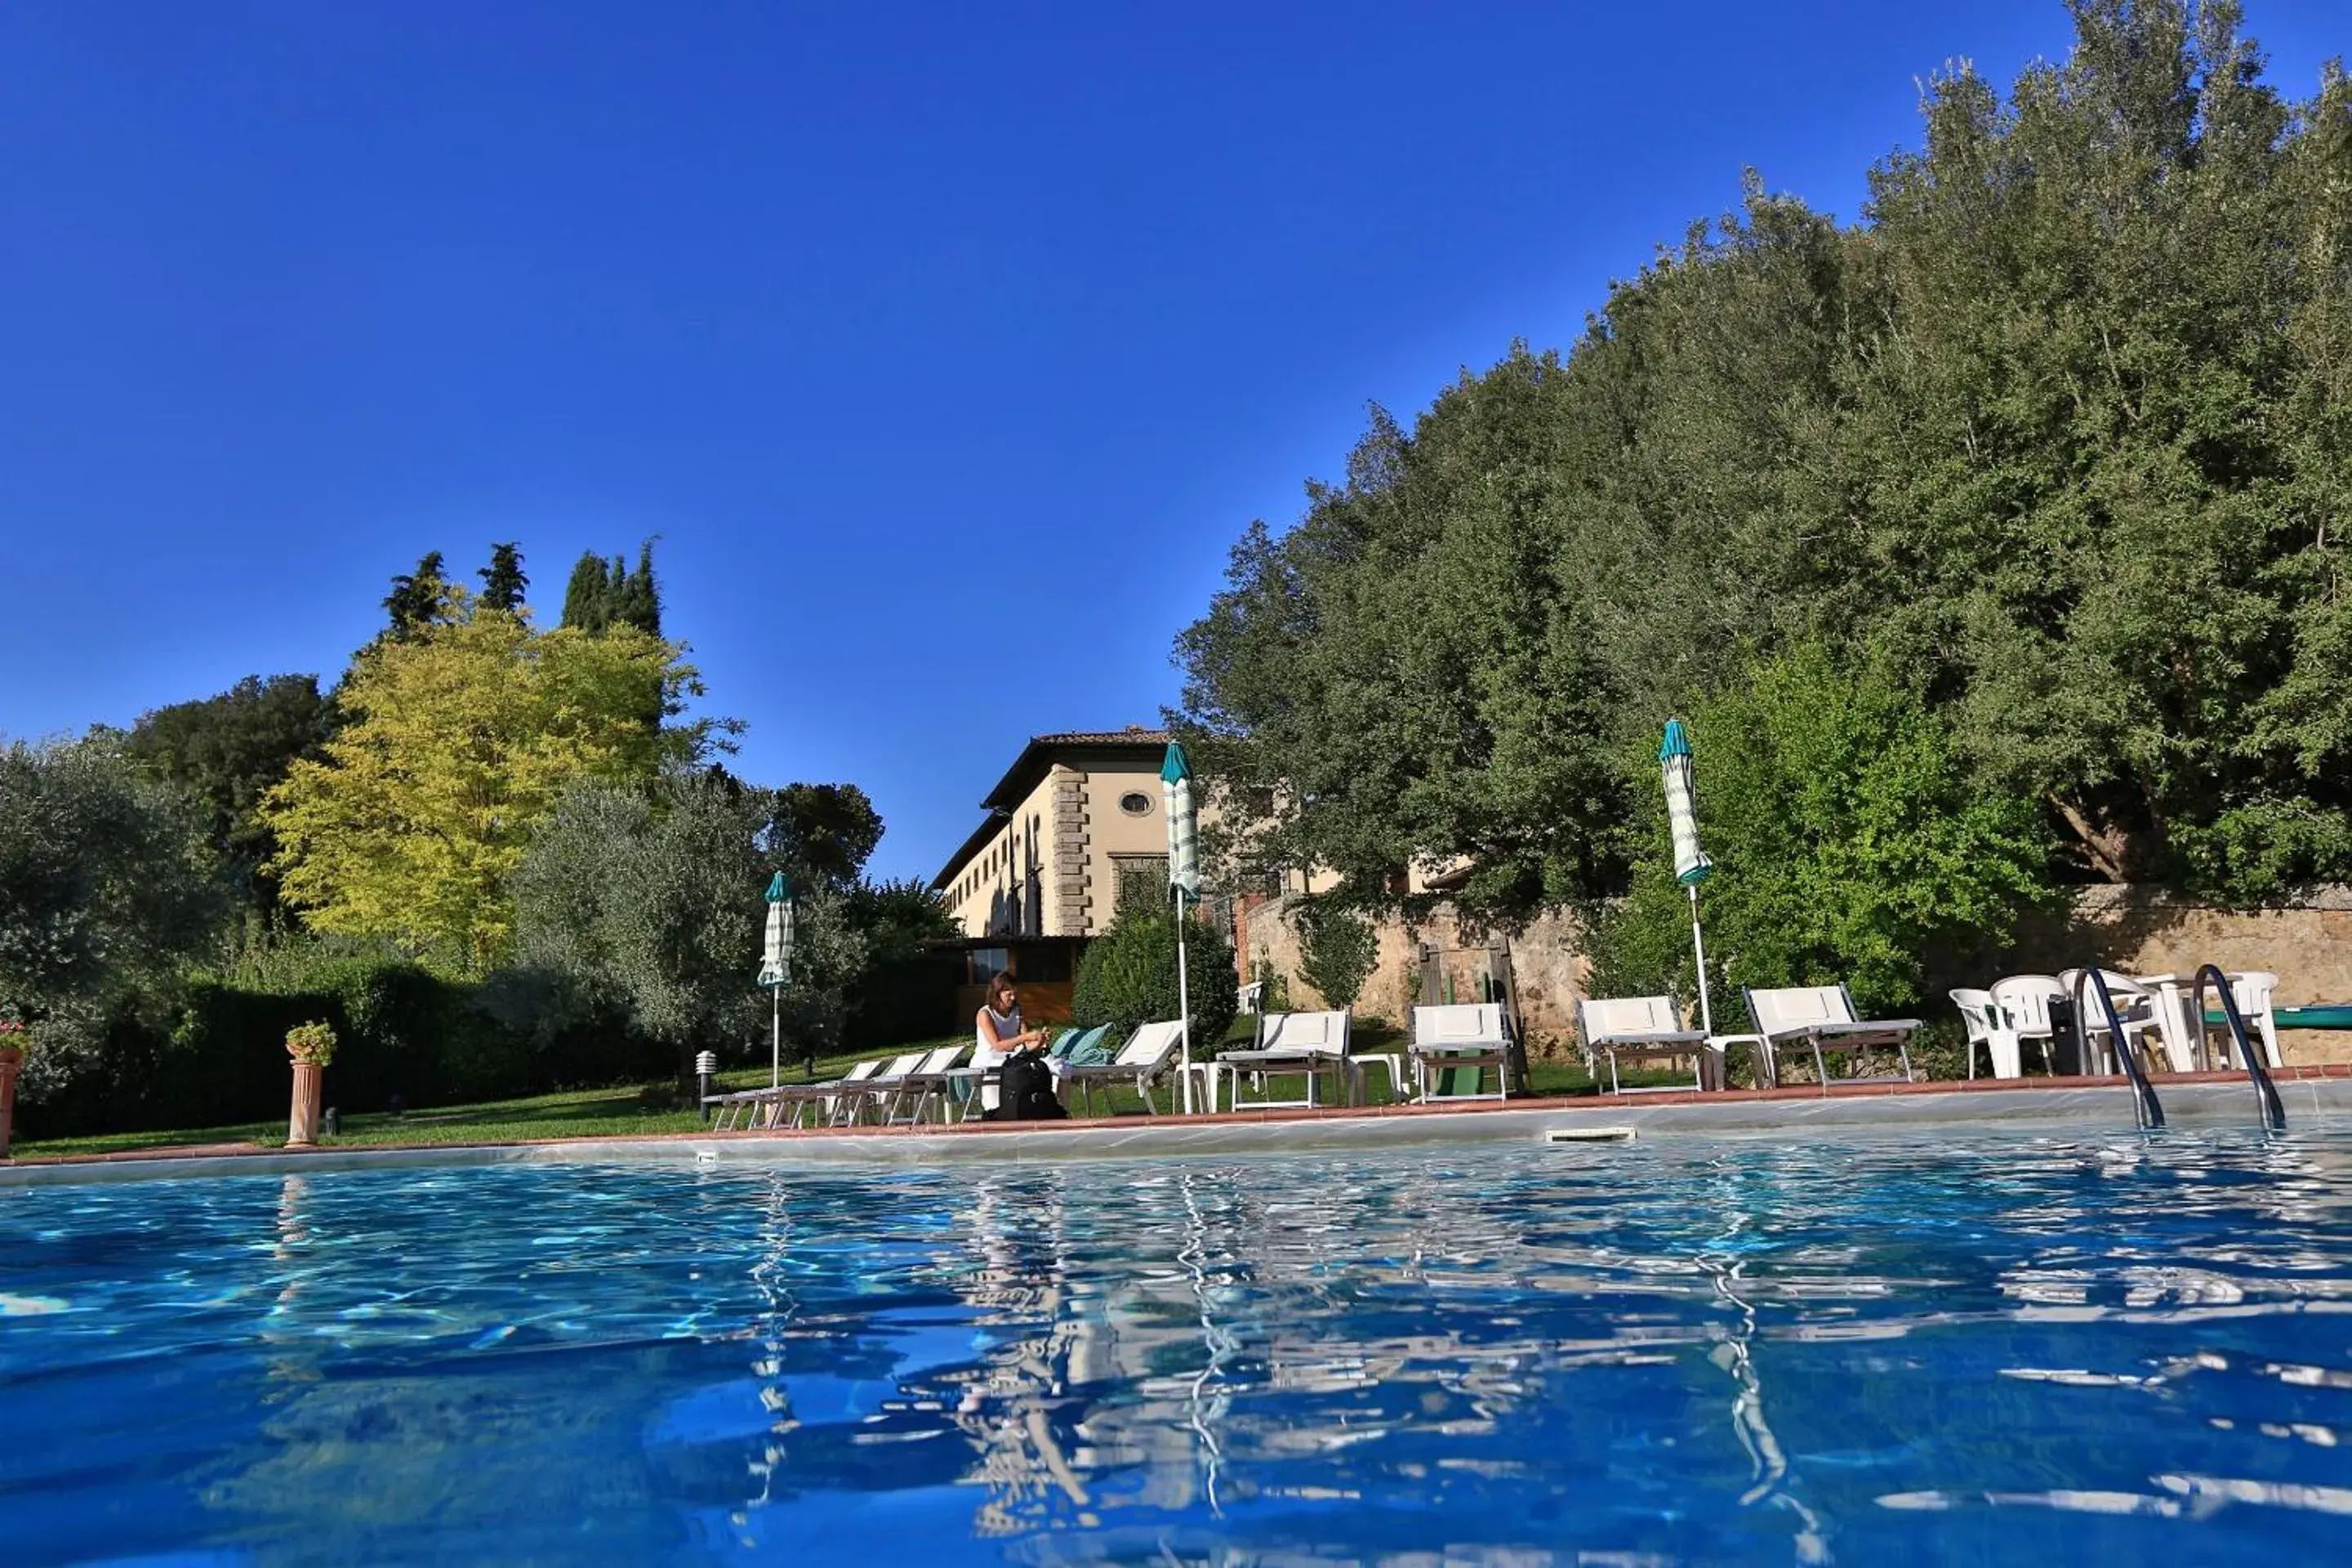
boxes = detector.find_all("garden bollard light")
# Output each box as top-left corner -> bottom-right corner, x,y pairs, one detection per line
696,1052 -> 719,1121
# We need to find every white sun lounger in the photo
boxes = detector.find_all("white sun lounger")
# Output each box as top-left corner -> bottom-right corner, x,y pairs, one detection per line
1410,1003 -> 1513,1102
1064,1019 -> 1187,1116
881,1044 -> 972,1125
707,1057 -> 884,1130
828,1050 -> 929,1127
1744,985 -> 1918,1086
1576,995 -> 1710,1094
1218,1009 -> 1353,1111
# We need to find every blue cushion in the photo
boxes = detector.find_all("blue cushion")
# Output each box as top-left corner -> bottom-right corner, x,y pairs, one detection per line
1067,1027 -> 1117,1067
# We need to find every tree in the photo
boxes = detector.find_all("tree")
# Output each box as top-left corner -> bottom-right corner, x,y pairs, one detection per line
478,543 -> 528,612
616,541 -> 662,636
559,541 -> 665,637
513,773 -> 868,1090
265,593 -> 719,969
764,782 -> 885,891
1071,906 -> 1240,1048
1177,2 -> 2352,910
1588,644 -> 2056,1018
382,552 -> 452,638
121,675 -> 338,933
0,736 -> 230,1101
561,551 -> 613,634
1294,898 -> 1378,1010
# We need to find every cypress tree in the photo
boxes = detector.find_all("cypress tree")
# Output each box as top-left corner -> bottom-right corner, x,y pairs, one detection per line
478,542 -> 528,612
560,552 -> 612,633
382,551 -> 448,638
617,541 -> 663,635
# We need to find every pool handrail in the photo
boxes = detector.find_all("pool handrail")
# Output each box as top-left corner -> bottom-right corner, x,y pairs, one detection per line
2074,966 -> 2166,1130
2189,964 -> 2285,1132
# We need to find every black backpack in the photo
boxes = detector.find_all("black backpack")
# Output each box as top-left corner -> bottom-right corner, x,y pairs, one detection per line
987,1051 -> 1067,1122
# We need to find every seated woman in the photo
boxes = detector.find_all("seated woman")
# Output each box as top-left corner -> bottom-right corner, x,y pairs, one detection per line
972,973 -> 1063,1112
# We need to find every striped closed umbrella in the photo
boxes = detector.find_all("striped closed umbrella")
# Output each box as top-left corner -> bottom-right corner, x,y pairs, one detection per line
1161,742 -> 1199,904
1161,742 -> 1200,1111
1659,720 -> 1717,1037
758,871 -> 794,1088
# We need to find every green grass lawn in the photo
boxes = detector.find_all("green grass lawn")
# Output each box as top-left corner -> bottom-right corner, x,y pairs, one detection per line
11,1022 -> 1681,1161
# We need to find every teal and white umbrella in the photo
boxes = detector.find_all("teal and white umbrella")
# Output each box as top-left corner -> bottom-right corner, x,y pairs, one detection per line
758,871 -> 794,1087
1161,742 -> 1200,1111
1659,720 -> 1717,1036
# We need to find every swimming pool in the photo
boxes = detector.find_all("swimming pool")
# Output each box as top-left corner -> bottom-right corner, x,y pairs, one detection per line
5,1123 -> 2351,1565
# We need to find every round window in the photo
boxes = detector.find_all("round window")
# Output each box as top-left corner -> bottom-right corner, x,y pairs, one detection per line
1119,791 -> 1152,816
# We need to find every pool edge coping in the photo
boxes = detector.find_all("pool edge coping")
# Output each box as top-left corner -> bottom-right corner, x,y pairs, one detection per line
7,1072 -> 2350,1185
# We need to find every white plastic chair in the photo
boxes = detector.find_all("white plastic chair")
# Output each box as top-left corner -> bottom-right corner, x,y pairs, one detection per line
2204,970 -> 2285,1070
1990,975 -> 2064,1074
2056,969 -> 2166,1075
1949,988 -> 2024,1080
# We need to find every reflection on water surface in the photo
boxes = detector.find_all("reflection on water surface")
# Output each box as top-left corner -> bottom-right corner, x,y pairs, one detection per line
4,1129 -> 2352,1564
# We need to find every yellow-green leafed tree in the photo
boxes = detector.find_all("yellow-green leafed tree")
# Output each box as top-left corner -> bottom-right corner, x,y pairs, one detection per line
265,597 -> 714,969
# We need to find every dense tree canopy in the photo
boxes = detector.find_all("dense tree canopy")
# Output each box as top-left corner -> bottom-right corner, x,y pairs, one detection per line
559,543 -> 664,636
122,674 -> 337,930
0,737 -> 230,1097
1178,2 -> 2352,931
265,594 -> 716,969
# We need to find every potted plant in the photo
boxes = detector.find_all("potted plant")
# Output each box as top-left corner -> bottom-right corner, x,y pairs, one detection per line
284,1020 -> 336,1147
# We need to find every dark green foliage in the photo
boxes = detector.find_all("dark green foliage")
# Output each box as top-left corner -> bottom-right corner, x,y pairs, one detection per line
558,542 -> 663,636
1071,908 -> 1239,1049
561,552 -> 614,633
0,737 -> 231,1104
1176,2 -> 2352,911
1294,899 -> 1379,1010
122,674 -> 336,931
1588,645 -> 2056,1018
512,773 -> 872,1087
765,782 -> 886,892
478,542 -> 528,612
381,551 -> 450,636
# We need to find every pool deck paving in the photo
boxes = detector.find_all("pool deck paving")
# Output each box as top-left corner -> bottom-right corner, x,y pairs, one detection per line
7,1064 -> 2351,1185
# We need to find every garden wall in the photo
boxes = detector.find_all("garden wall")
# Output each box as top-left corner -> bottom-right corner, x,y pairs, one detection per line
1242,886 -> 2352,1067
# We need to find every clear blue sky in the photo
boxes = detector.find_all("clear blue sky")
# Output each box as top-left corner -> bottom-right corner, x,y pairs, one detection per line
2,2 -> 2341,881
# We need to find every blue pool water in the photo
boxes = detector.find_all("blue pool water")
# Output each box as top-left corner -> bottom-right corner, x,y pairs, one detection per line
5,1125 -> 2352,1566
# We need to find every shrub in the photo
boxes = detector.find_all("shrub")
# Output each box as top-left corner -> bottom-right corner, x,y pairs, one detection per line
1071,908 -> 1239,1049
284,1020 -> 337,1067
1294,899 -> 1378,1010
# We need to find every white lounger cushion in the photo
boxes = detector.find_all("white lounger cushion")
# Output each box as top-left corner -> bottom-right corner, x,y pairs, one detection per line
1412,1003 -> 1508,1051
1579,996 -> 1704,1046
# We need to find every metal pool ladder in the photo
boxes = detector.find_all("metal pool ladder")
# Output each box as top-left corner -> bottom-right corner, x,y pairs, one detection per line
2074,967 -> 2166,1130
2189,964 -> 2286,1131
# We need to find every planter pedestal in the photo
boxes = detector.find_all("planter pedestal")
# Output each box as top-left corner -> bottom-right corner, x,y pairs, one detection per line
287,1061 -> 324,1147
0,1047 -> 20,1159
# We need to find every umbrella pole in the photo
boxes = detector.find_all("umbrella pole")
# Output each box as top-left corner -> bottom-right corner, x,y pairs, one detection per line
1176,899 -> 1195,1115
771,984 -> 781,1091
1688,882 -> 1714,1038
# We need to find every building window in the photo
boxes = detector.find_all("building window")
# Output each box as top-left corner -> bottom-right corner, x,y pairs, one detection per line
964,947 -> 1009,986
1118,791 -> 1152,817
1111,853 -> 1169,916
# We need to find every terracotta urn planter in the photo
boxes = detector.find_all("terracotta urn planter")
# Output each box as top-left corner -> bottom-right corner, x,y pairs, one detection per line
0,1045 -> 22,1160
283,1021 -> 337,1149
287,1059 -> 324,1147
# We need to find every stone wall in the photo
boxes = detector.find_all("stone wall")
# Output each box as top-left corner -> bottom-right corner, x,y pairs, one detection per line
1238,884 -> 2352,1067
2006,885 -> 2352,1066
1238,896 -> 1590,1058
